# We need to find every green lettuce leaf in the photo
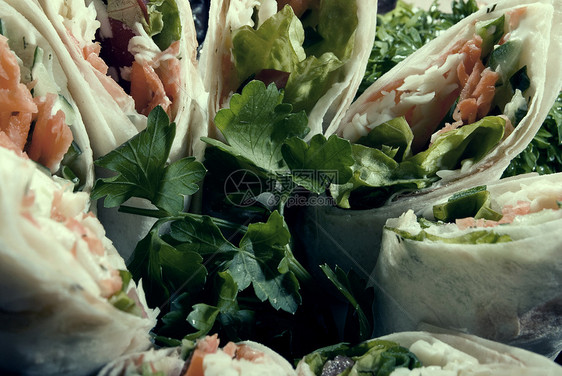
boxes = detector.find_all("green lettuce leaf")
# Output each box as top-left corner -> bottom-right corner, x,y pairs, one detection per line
283,52 -> 345,113
331,116 -> 505,209
231,1 -> 357,113
232,6 -> 306,82
330,143 -> 428,209
404,116 -> 505,176
147,0 -> 182,51
302,339 -> 421,376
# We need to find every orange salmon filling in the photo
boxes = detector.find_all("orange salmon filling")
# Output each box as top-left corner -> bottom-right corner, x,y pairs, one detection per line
184,334 -> 266,376
82,38 -> 181,118
0,34 -> 73,172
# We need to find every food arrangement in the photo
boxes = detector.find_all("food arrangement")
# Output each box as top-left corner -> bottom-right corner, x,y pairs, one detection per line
1,0 -> 561,375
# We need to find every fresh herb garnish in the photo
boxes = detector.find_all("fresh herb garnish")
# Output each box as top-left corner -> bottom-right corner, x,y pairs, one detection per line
503,92 -> 562,176
92,106 -> 206,216
203,80 -> 309,176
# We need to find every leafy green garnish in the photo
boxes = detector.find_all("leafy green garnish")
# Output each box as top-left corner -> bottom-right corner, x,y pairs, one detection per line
203,81 -> 309,176
232,6 -> 306,83
91,106 -> 206,216
231,1 -> 357,113
282,134 -> 355,194
127,222 -> 207,308
302,339 -> 421,376
330,116 -> 505,209
503,92 -> 562,176
147,0 -> 182,51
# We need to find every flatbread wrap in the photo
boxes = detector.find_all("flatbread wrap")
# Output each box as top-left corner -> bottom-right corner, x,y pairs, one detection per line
296,0 -> 562,273
97,334 -> 297,376
373,172 -> 562,358
199,0 -> 378,139
0,0 -> 94,192
0,146 -> 157,376
296,331 -> 562,375
22,0 -> 208,160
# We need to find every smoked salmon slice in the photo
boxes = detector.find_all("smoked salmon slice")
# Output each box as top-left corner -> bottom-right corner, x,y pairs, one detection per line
1,34 -> 73,172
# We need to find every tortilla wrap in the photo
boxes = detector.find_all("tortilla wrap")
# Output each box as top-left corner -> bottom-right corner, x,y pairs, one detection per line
295,0 -> 562,274
97,336 -> 297,376
18,0 -> 208,160
296,331 -> 562,375
0,146 -> 157,376
372,172 -> 562,358
199,0 -> 377,139
0,0 -> 94,192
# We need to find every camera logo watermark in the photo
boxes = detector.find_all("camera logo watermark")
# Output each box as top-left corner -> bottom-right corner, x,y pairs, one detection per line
224,169 -> 337,208
224,169 -> 263,207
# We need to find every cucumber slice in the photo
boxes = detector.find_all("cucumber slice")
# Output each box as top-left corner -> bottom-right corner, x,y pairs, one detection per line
433,185 -> 502,222
31,46 -> 61,98
0,18 -> 5,35
475,15 -> 505,59
488,39 -> 523,85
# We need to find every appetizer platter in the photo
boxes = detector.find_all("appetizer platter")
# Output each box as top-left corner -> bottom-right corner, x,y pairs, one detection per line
1,0 -> 561,374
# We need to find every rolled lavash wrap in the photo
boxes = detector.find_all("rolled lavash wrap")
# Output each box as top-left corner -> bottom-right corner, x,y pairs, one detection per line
296,0 -> 562,274
23,0 -> 208,160
296,331 -> 562,376
97,334 -> 297,376
0,146 -> 157,376
12,0 -> 209,258
0,0 -> 94,192
199,0 -> 377,139
372,172 -> 562,358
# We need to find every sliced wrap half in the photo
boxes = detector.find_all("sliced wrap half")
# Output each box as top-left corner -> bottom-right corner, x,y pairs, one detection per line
97,334 -> 297,376
296,331 -> 562,375
199,0 -> 377,139
295,0 -> 562,274
373,172 -> 562,358
0,0 -> 94,192
0,146 -> 157,376
17,0 -> 208,160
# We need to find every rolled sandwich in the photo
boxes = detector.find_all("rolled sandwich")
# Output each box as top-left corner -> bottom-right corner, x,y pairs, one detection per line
373,172 -> 562,358
0,146 -> 157,376
97,334 -> 297,376
199,0 -> 377,139
296,0 -> 562,274
0,0 -> 94,191
296,331 -> 562,375
19,0 -> 208,160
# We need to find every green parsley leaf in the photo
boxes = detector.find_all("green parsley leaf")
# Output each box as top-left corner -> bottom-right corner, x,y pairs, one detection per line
185,304 -> 220,340
128,221 -> 207,308
169,215 -> 240,257
503,91 -> 562,176
203,81 -> 309,176
230,211 -> 301,313
282,134 -> 354,194
91,106 -> 206,216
